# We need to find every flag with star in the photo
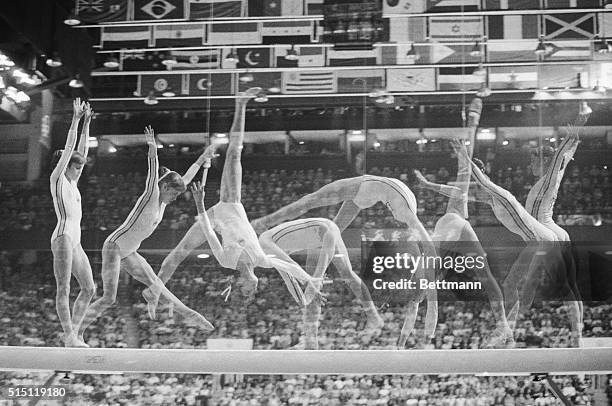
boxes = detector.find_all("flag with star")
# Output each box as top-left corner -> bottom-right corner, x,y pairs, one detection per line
134,0 -> 185,20
428,16 -> 483,41
121,51 -> 165,70
488,66 -> 538,89
76,0 -> 128,23
250,0 -> 303,16
236,48 -> 271,68
186,73 -> 234,95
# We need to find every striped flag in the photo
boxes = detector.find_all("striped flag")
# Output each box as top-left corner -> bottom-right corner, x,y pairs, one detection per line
189,0 -> 245,18
76,0 -> 128,23
543,40 -> 592,60
261,21 -> 313,39
281,71 -> 336,94
388,17 -> 427,43
426,0 -> 480,12
544,0 -> 600,8
187,73 -> 233,95
383,0 -> 426,14
154,24 -> 205,47
304,0 -> 323,15
487,40 -> 539,62
386,68 -> 436,91
134,0 -> 185,20
101,26 -> 152,49
539,65 -> 587,88
437,67 -> 484,91
483,0 -> 541,9
170,50 -> 219,69
275,46 -> 325,67
327,48 -> 379,67
138,74 -> 184,95
336,70 -> 385,93
543,13 -> 596,39
489,66 -> 538,89
206,22 -> 262,44
428,16 -> 483,42
487,15 -> 539,39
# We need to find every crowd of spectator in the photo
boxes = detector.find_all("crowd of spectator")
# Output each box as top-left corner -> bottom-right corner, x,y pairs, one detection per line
1,250 -> 611,350
0,155 -> 610,233
0,371 -> 601,405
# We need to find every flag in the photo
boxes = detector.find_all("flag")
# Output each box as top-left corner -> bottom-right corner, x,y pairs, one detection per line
487,40 -> 539,62
383,0 -> 426,14
121,51 -> 165,70
237,72 -> 281,92
543,13 -> 596,39
422,43 -> 480,64
380,44 -> 421,65
281,71 -> 336,94
170,49 -> 220,69
189,0 -> 245,18
599,63 -> 612,88
187,73 -> 233,95
539,65 -> 587,88
336,69 -> 385,93
76,0 -> 128,23
386,68 -> 435,91
544,0 -> 600,8
487,15 -> 539,39
236,48 -> 271,68
101,26 -> 152,49
426,0 -> 480,12
327,48 -> 379,66
154,24 -> 205,47
304,0 -> 323,15
388,17 -> 427,43
261,21 -> 313,40
134,0 -> 185,20
489,66 -> 538,89
483,0 -> 541,9
138,74 -> 184,95
437,67 -> 484,90
207,23 -> 262,44
543,40 -> 592,60
249,0 -> 303,16
275,46 -> 325,67
428,16 -> 483,41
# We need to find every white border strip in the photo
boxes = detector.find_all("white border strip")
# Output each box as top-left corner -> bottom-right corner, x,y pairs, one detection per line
1,347 -> 611,375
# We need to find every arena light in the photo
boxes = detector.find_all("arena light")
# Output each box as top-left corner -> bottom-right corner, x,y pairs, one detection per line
103,56 -> 120,69
239,73 -> 254,83
254,91 -> 268,102
161,55 -> 178,67
197,253 -> 210,259
215,133 -> 227,138
0,54 -> 15,67
88,137 -> 98,148
225,49 -> 239,63
161,88 -> 176,97
285,45 -> 299,61
108,145 -> 117,153
469,41 -> 482,58
406,44 -> 417,60
372,141 -> 381,148
143,91 -> 158,105
64,12 -> 81,26
502,139 -> 509,146
268,80 -> 281,93
474,64 -> 486,77
68,76 -> 84,88
298,140 -> 305,145
46,55 -> 63,68
535,36 -> 547,55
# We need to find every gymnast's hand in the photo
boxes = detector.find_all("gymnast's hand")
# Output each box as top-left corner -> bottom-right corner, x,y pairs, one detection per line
73,97 -> 86,118
83,102 -> 94,121
190,181 -> 206,213
144,125 -> 156,146
450,138 -> 469,160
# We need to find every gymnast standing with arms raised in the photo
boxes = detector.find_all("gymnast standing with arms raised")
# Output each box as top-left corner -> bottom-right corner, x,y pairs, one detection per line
50,98 -> 95,347
78,126 -> 214,340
